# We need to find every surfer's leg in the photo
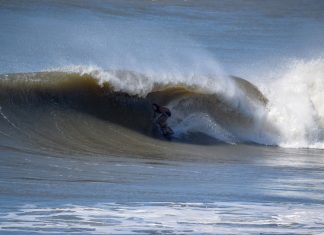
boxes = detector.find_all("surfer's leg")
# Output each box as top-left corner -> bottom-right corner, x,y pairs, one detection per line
157,114 -> 168,128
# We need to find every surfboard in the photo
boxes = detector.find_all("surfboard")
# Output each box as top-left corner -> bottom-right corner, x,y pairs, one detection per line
161,126 -> 174,139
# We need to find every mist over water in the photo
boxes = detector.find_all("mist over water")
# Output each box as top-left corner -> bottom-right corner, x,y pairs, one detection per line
1,0 -> 324,74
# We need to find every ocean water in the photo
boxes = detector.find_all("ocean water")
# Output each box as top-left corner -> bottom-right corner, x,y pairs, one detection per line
0,0 -> 324,234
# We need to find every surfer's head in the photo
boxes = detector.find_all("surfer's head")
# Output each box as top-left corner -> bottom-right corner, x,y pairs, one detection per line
152,103 -> 159,112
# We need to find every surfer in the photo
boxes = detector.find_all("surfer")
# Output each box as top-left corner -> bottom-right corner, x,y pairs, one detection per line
152,103 -> 173,136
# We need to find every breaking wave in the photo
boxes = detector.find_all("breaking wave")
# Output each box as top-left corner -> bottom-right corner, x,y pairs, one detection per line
0,60 -> 323,151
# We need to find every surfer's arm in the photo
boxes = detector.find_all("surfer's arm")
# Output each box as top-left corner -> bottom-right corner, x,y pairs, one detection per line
153,111 -> 157,119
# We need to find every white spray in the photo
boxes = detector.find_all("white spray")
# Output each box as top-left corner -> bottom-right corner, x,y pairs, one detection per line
261,58 -> 324,148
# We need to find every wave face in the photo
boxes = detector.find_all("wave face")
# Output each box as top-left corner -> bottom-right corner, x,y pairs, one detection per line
0,62 -> 323,150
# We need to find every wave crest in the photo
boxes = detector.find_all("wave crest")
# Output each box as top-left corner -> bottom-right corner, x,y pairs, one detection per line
0,62 -> 323,149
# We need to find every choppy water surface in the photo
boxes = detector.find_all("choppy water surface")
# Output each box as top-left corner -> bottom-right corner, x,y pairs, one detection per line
1,143 -> 324,234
